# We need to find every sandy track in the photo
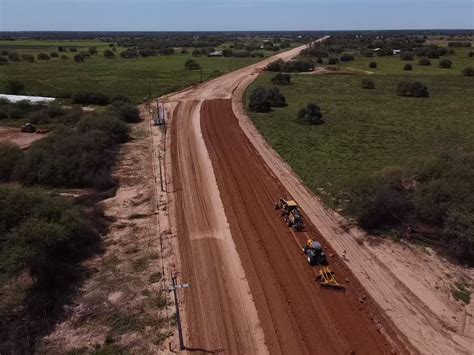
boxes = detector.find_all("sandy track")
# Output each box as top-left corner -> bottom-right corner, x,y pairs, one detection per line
0,127 -> 46,149
201,99 -> 403,354
169,100 -> 267,353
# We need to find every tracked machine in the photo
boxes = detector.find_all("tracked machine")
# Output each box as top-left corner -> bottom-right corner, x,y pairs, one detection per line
274,198 -> 305,231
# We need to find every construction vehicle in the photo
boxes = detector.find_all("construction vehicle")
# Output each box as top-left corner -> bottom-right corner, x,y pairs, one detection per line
20,123 -> 36,133
317,266 -> 345,290
274,198 -> 305,231
302,239 -> 328,266
36,128 -> 50,134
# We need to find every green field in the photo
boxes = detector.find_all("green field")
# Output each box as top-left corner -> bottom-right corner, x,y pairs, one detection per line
247,51 -> 474,201
0,40 -> 263,102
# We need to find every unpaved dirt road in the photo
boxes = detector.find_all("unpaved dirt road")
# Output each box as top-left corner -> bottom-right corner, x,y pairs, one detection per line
162,39 -> 408,354
0,127 -> 46,149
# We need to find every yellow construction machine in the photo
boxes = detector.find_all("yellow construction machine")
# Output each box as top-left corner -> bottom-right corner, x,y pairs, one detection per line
317,266 -> 345,290
274,197 -> 305,231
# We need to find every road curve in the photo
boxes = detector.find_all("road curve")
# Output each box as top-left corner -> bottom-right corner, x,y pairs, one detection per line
163,38 -> 407,354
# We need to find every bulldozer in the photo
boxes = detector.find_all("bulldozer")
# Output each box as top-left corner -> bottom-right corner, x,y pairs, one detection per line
274,197 -> 305,231
317,266 -> 345,290
302,239 -> 328,266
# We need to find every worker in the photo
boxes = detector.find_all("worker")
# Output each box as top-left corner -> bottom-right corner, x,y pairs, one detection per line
342,250 -> 347,261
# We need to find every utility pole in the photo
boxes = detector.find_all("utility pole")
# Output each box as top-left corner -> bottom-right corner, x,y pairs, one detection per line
169,276 -> 190,351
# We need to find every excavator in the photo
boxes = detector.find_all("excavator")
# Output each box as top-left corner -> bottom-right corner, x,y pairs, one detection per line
274,197 -> 305,231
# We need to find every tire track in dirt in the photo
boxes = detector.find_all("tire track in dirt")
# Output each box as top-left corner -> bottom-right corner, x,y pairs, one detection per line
201,99 -> 404,354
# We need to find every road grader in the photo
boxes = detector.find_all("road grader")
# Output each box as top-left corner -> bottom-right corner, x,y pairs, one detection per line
274,198 -> 305,231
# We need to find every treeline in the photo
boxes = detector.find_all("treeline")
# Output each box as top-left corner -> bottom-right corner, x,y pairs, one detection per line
266,59 -> 314,72
347,153 -> 474,265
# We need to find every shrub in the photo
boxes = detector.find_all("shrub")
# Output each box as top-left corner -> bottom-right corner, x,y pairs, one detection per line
0,108 -> 7,119
112,102 -> 141,123
8,108 -> 24,119
50,52 -> 59,58
37,53 -> 50,61
271,73 -> 291,85
0,56 -> 7,65
266,59 -> 284,72
462,66 -> 474,76
316,57 -> 323,64
0,143 -> 24,182
184,58 -> 201,70
339,54 -> 354,62
72,91 -> 110,106
266,59 -> 313,72
266,87 -> 287,107
404,63 -> 413,71
328,57 -> 339,65
60,54 -> 69,60
139,48 -> 156,57
248,87 -> 271,113
8,52 -> 20,62
397,81 -> 429,98
88,46 -> 98,55
77,114 -> 129,145
418,57 -> 431,66
5,80 -> 24,95
361,78 -> 375,89
69,47 -> 78,52
20,54 -> 35,63
369,61 -> 377,69
400,52 -> 414,61
439,59 -> 452,68
362,49 -> 374,57
47,103 -> 65,117
297,103 -> 323,125
103,49 -> 116,59
468,51 -> 474,58
73,54 -> 85,63
192,49 -> 201,56
120,48 -> 138,59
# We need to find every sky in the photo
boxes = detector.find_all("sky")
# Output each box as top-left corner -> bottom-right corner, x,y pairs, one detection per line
0,0 -> 473,31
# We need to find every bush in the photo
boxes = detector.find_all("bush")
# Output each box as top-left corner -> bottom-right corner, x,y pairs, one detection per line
369,61 -> 377,69
328,57 -> 339,65
0,108 -> 7,119
462,66 -> 474,76
397,81 -> 429,98
72,91 -> 110,106
297,103 -> 323,125
185,58 -> 201,70
0,143 -> 24,182
192,49 -> 201,56
469,51 -> 474,58
5,80 -> 24,95
316,57 -> 323,64
88,46 -> 98,55
60,54 -> 69,60
47,103 -> 65,117
50,52 -> 59,58
103,49 -> 116,59
418,57 -> 431,66
404,63 -> 413,71
8,52 -> 20,62
339,54 -> 354,62
120,48 -> 138,59
37,53 -> 50,61
248,87 -> 271,113
400,52 -> 414,61
266,59 -> 314,72
73,54 -> 85,63
266,87 -> 287,107
271,73 -> 291,85
112,102 -> 141,123
0,56 -> 7,65
8,108 -> 24,119
361,78 -> 375,89
77,114 -> 129,145
439,59 -> 452,68
20,54 -> 35,63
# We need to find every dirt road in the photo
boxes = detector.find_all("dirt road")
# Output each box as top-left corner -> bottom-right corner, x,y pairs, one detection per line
162,38 -> 408,354
0,127 -> 46,149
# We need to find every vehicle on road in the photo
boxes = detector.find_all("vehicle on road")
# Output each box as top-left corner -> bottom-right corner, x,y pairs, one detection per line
275,197 -> 305,231
20,123 -> 36,133
303,239 -> 328,266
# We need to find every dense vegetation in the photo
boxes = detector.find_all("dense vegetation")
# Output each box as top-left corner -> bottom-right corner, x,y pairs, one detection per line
248,86 -> 287,113
348,153 -> 474,265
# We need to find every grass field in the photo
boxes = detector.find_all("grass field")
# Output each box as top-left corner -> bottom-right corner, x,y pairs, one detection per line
247,53 -> 474,201
0,40 -> 263,102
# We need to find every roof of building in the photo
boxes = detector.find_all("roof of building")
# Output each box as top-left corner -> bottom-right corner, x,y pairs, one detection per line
0,94 -> 56,104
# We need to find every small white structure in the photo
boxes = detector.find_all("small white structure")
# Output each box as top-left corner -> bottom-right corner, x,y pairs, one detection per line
393,49 -> 401,55
0,94 -> 55,104
373,48 -> 381,52
208,51 -> 223,57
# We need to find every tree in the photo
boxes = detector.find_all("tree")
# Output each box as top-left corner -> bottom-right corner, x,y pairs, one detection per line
266,87 -> 287,107
418,57 -> 431,66
339,54 -> 354,62
37,53 -> 50,60
404,63 -> 413,71
103,49 -> 116,59
0,56 -> 7,65
113,103 -> 141,123
185,58 -> 201,70
88,46 -> 98,55
297,103 -> 324,125
316,57 -> 323,64
192,49 -> 201,56
397,81 -> 429,98
61,54 -> 69,60
400,52 -> 414,60
369,61 -> 377,68
439,58 -> 452,68
361,78 -> 375,89
50,52 -> 59,58
72,91 -> 110,106
8,52 -> 20,62
248,87 -> 271,113
20,54 -> 35,63
271,73 -> 291,85
462,66 -> 474,76
468,51 -> 474,58
5,80 -> 24,95
328,57 -> 339,65
0,143 -> 24,182
74,54 -> 85,63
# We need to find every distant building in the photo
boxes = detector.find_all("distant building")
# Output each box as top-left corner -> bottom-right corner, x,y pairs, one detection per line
208,51 -> 223,57
374,48 -> 381,52
0,94 -> 55,104
393,49 -> 401,55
